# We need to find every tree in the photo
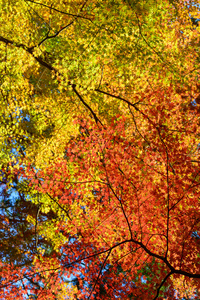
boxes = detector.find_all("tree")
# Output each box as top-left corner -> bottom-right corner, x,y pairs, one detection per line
22,86 -> 200,298
0,0 -> 200,299
0,0 -> 199,169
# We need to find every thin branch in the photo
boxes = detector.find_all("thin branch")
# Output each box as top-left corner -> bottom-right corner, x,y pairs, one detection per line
169,173 -> 200,211
153,271 -> 173,300
95,88 -> 156,126
48,237 -> 200,279
72,84 -> 104,127
27,164 -> 73,221
98,65 -> 104,89
128,104 -> 149,144
118,166 -> 137,190
1,236 -> 200,291
135,191 -> 143,242
46,191 -> 72,221
37,21 -> 73,47
156,129 -> 170,259
95,88 -> 140,109
135,13 -> 172,71
88,250 -> 111,299
107,182 -> 133,240
99,146 -> 133,240
35,202 -> 41,252
25,0 -> 93,20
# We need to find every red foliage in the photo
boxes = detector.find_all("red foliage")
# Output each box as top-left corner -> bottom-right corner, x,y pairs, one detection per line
1,87 -> 200,299
19,88 -> 200,299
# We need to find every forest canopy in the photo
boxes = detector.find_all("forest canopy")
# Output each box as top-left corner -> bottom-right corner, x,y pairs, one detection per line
0,0 -> 200,299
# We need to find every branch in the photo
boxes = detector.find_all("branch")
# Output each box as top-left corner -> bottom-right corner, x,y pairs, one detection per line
153,271 -> 173,300
109,182 -> 133,240
95,88 -> 156,126
46,191 -> 72,221
72,84 -> 104,127
169,173 -> 200,211
135,13 -> 172,71
0,36 -> 56,72
35,202 -> 41,252
37,21 -> 74,47
60,238 -> 200,279
128,104 -> 149,144
88,250 -> 111,299
0,36 -> 29,51
35,0 -> 91,48
95,88 -> 140,109
1,237 -> 200,292
0,36 -> 102,126
25,0 -> 94,20
156,129 -> 170,259
0,14 -> 69,76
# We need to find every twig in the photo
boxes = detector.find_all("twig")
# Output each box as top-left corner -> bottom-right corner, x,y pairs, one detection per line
72,84 -> 104,127
88,250 -> 111,299
153,271 -> 173,300
25,0 -> 93,20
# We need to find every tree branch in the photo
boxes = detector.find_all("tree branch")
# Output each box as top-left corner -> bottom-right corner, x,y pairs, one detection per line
153,271 -> 173,300
95,88 -> 140,109
0,36 -> 103,127
25,0 -> 94,20
88,250 -> 111,299
72,84 -> 104,127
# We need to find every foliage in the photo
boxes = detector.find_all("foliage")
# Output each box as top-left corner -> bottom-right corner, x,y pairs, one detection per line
24,101 -> 200,298
0,0 -> 200,299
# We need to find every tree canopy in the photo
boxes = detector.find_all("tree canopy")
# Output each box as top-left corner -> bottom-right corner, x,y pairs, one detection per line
0,0 -> 200,299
